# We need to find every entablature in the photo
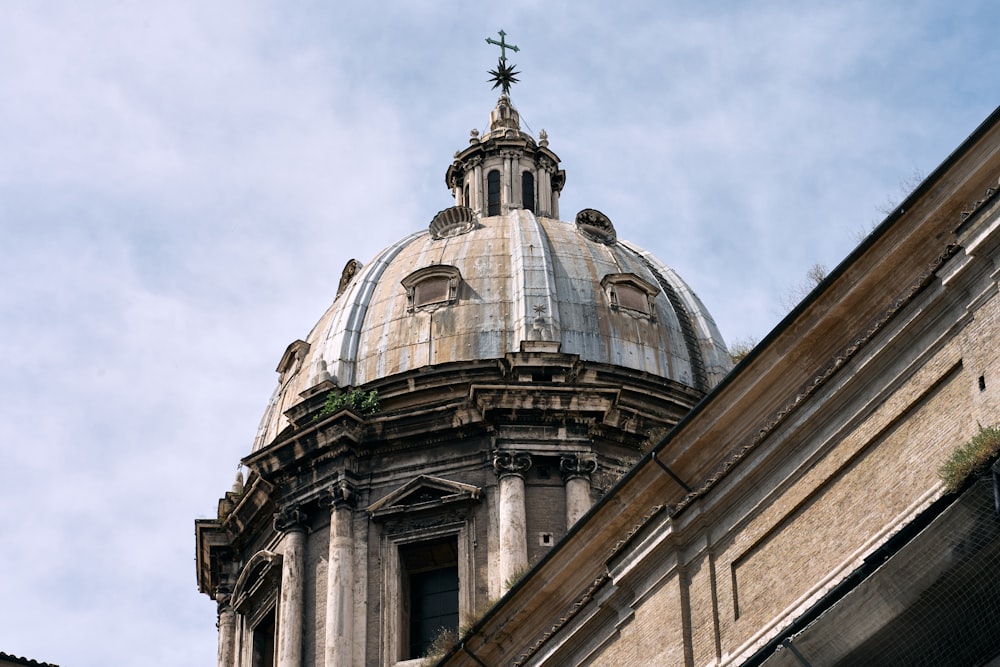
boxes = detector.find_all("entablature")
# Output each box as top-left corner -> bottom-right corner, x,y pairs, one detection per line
470,383 -> 620,421
243,409 -> 367,479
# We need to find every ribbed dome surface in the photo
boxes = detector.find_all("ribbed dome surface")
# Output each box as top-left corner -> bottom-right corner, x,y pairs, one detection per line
254,208 -> 731,450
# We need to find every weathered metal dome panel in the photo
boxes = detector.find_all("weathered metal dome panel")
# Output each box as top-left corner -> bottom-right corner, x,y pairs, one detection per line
252,210 -> 730,451
353,220 -> 518,384
538,217 -> 690,383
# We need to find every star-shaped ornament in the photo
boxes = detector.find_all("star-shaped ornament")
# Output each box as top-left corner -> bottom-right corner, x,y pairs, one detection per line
488,59 -> 520,95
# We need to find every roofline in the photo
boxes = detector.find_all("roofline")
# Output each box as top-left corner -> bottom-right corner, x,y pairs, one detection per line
0,652 -> 59,667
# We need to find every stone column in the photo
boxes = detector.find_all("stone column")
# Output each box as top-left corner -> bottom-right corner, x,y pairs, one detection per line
494,451 -> 531,592
511,153 -> 521,209
324,479 -> 356,667
216,591 -> 236,667
561,454 -> 597,528
538,167 -> 552,218
473,162 -> 483,215
275,508 -> 308,667
503,154 -> 513,212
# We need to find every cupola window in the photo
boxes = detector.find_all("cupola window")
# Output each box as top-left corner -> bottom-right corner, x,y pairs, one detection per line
487,169 -> 501,216
402,265 -> 462,312
601,273 -> 660,319
521,171 -> 535,212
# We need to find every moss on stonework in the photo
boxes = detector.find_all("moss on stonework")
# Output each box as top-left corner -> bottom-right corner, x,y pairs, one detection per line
317,388 -> 380,418
938,423 -> 1000,493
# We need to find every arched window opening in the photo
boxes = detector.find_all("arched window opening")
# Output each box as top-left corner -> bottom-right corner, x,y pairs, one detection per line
232,550 -> 282,667
487,170 -> 501,216
463,183 -> 470,208
521,171 -> 535,213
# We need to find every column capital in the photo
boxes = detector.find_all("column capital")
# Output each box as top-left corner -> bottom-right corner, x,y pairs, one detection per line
560,453 -> 597,481
273,506 -> 309,533
322,477 -> 357,510
214,588 -> 233,614
493,450 -> 532,479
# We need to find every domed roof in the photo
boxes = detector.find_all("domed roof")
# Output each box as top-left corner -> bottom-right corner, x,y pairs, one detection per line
253,99 -> 731,451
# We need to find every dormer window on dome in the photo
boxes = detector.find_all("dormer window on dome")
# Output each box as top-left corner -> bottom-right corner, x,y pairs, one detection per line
402,265 -> 462,312
276,339 -> 310,385
602,273 -> 660,319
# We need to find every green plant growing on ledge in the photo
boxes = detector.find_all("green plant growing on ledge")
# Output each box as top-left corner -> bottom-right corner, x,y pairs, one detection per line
317,388 -> 380,418
938,423 -> 1000,493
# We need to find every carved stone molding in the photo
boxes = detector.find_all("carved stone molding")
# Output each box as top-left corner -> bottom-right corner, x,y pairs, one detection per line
493,451 -> 532,479
368,474 -> 481,522
273,506 -> 308,533
560,453 -> 598,482
576,208 -> 617,244
336,258 -> 362,298
231,550 -> 282,620
429,206 -> 478,240
214,587 -> 233,612
401,264 -> 462,311
323,477 -> 357,510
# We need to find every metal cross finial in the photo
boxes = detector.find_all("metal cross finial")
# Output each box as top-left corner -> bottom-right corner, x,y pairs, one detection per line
486,30 -> 519,61
486,30 -> 521,95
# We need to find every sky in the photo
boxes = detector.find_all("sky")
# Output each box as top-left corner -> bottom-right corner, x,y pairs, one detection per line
0,1 -> 997,665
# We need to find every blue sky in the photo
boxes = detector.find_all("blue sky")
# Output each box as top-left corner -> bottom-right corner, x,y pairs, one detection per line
0,2 -> 997,665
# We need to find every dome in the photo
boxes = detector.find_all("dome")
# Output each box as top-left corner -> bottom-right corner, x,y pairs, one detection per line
253,97 -> 731,451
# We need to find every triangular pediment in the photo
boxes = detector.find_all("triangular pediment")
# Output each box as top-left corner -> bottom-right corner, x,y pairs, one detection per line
367,475 -> 480,517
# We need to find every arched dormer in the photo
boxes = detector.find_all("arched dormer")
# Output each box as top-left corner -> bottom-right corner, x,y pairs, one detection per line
401,265 -> 462,312
601,273 -> 660,319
